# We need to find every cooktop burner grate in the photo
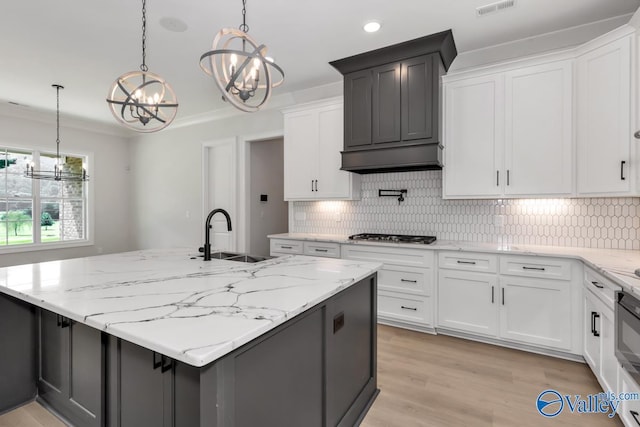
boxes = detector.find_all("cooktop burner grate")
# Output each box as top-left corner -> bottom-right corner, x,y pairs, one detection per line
348,233 -> 436,245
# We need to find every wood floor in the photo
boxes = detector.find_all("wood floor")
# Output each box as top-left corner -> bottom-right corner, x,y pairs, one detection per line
0,324 -> 623,427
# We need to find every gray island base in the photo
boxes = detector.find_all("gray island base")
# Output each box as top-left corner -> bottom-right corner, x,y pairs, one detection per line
0,250 -> 379,427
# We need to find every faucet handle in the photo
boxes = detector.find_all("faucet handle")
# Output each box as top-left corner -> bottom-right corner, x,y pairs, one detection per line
198,246 -> 205,253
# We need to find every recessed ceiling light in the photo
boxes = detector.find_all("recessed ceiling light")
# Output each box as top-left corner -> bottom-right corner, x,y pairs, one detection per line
363,21 -> 381,33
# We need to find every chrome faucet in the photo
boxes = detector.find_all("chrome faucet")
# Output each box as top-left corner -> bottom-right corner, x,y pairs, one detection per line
203,208 -> 232,261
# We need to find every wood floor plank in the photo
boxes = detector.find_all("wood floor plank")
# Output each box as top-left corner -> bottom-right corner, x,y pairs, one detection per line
361,325 -> 624,427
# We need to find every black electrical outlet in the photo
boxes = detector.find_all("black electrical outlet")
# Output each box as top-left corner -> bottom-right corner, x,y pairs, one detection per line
333,312 -> 345,334
260,194 -> 268,202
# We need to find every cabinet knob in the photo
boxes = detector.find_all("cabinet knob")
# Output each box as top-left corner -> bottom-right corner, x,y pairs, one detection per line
634,131 -> 640,139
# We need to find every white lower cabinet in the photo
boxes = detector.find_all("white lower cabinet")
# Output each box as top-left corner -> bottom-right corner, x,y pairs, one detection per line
619,367 -> 640,427
342,244 -> 434,331
499,275 -> 571,351
583,267 -> 622,396
437,252 -> 580,354
437,269 -> 498,337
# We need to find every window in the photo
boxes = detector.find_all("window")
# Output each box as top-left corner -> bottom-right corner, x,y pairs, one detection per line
0,148 -> 89,249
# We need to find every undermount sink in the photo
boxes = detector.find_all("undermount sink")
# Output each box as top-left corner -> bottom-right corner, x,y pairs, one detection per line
192,251 -> 273,263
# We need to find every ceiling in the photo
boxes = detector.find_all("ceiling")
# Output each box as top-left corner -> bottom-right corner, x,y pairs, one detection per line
1,0 -> 638,130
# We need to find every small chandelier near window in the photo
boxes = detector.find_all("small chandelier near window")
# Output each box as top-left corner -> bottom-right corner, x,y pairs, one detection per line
106,0 -> 178,132
199,0 -> 284,112
25,85 -> 88,182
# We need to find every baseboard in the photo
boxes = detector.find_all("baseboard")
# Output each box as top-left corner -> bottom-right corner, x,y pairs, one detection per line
377,318 -> 436,334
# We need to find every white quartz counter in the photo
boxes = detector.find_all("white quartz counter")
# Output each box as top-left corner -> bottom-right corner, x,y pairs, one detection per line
269,233 -> 640,296
0,248 -> 381,367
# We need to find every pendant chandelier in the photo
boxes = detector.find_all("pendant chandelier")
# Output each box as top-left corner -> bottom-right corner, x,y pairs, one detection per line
25,85 -> 88,182
106,0 -> 178,132
199,0 -> 284,112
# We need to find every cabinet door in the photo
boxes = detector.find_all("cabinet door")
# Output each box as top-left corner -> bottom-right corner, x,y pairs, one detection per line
372,63 -> 401,144
577,35 -> 632,195
600,305 -> 618,393
499,277 -> 571,351
344,69 -> 372,149
619,367 -> 640,427
437,270 -> 498,337
38,312 -> 103,427
39,310 -> 64,395
443,74 -> 504,198
583,291 -> 601,374
316,104 -> 352,199
283,109 -> 319,199
401,55 -> 436,143
504,61 -> 573,196
118,340 -> 167,427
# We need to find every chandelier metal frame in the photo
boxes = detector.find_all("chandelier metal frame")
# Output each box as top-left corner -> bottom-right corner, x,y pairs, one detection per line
106,0 -> 178,132
199,0 -> 284,112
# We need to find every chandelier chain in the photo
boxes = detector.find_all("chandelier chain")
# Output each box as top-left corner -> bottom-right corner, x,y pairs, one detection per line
239,0 -> 249,33
140,0 -> 148,72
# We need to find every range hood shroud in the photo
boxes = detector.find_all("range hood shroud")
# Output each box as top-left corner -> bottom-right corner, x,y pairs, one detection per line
330,30 -> 457,174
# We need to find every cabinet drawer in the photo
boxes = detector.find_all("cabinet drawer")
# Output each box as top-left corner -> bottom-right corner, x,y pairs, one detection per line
342,244 -> 434,268
378,266 -> 432,296
270,239 -> 303,255
303,242 -> 341,258
584,267 -> 621,308
500,256 -> 572,281
438,252 -> 498,273
378,292 -> 429,325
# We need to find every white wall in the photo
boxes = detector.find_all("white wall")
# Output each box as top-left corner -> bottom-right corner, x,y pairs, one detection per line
128,83 -> 341,250
0,110 -> 132,267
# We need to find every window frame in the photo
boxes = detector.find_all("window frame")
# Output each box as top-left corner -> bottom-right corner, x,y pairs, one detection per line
0,145 -> 94,254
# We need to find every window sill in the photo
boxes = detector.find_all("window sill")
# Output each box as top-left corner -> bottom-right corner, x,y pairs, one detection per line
0,239 -> 94,254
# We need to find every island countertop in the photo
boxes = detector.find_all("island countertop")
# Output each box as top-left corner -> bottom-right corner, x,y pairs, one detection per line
0,248 -> 381,367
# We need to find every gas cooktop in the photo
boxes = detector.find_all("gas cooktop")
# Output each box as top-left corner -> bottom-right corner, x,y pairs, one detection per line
348,233 -> 436,245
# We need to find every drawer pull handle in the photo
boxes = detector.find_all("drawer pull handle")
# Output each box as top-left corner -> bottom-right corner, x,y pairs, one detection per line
591,281 -> 604,289
491,286 -> 495,304
400,279 -> 418,283
153,352 -> 162,370
592,312 -> 600,337
315,249 -> 329,252
522,266 -> 545,271
630,410 -> 640,426
502,288 -> 505,305
401,306 -> 417,311
280,245 -> 293,249
457,260 -> 477,265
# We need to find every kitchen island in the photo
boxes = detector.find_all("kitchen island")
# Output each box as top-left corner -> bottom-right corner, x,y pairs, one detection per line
0,248 -> 381,427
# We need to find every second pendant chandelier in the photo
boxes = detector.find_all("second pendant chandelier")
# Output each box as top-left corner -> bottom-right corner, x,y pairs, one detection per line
200,0 -> 285,112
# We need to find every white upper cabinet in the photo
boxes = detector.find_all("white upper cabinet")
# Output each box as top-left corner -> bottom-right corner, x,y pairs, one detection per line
504,61 -> 573,196
576,30 -> 634,196
443,74 -> 504,198
443,58 -> 573,198
283,98 -> 361,201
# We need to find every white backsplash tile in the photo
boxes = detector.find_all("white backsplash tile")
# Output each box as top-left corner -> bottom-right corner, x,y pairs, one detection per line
290,170 -> 640,250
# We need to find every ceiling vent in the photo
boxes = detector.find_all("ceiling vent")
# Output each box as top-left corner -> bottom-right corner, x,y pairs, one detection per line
476,0 -> 516,17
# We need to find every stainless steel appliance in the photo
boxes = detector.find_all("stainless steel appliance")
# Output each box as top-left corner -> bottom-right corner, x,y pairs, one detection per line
616,290 -> 640,384
348,233 -> 436,245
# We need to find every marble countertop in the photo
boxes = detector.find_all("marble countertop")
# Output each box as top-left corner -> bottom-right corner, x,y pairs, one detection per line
0,248 -> 381,367
269,233 -> 640,296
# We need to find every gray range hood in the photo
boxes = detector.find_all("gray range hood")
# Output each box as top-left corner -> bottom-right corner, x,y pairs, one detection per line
330,30 -> 457,174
